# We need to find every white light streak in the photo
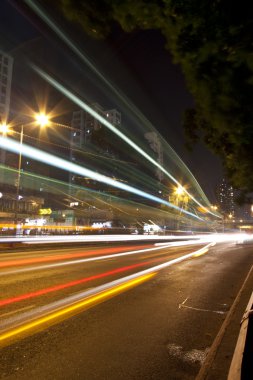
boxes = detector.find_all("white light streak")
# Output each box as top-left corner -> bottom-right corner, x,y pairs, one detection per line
0,136 -> 203,220
1,242 -> 213,332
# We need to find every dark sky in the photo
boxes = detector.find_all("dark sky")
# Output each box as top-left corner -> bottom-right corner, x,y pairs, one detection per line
1,0 -> 223,202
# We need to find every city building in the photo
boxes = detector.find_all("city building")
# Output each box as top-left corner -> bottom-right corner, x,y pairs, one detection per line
69,103 -> 121,186
0,50 -> 13,124
144,132 -> 164,181
0,51 -> 13,186
105,109 -> 121,126
216,178 -> 235,217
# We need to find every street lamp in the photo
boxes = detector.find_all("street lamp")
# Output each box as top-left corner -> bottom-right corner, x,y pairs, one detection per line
3,114 -> 50,233
35,113 -> 49,128
0,123 -> 11,189
0,123 -> 10,135
175,185 -> 185,196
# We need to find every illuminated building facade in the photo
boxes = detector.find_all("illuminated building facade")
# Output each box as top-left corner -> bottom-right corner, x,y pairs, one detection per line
0,51 -> 13,123
69,103 -> 121,186
144,132 -> 164,182
216,178 -> 235,216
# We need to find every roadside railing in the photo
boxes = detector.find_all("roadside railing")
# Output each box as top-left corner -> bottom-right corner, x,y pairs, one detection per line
228,291 -> 253,380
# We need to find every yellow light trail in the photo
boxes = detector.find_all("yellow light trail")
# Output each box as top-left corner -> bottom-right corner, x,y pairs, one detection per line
193,248 -> 208,257
0,272 -> 155,347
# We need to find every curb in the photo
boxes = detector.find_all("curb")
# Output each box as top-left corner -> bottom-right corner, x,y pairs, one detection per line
196,264 -> 253,380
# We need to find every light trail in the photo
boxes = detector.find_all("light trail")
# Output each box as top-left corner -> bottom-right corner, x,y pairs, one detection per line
0,242 -> 213,346
24,0 -> 217,217
0,259 -> 163,307
0,136 -> 204,221
0,241 -> 203,277
32,66 -> 220,219
0,244 -> 152,269
0,272 -> 155,346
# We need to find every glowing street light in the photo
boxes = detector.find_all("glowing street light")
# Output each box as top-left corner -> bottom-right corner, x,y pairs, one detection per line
2,115 -> 49,232
35,113 -> 49,127
175,185 -> 185,196
0,123 -> 10,135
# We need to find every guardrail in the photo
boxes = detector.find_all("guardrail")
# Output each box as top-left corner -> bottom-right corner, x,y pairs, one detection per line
228,291 -> 253,380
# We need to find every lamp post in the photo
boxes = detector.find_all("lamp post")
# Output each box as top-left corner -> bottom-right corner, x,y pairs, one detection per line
2,114 -> 50,234
16,124 -> 24,204
0,123 -> 10,197
16,114 -> 49,232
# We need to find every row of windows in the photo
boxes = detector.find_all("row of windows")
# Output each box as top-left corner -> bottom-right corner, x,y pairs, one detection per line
0,75 -> 7,85
0,95 -> 6,104
0,55 -> 9,65
0,65 -> 8,75
0,85 -> 7,95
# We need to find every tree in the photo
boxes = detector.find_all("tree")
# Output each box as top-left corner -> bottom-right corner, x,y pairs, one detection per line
55,0 -> 253,198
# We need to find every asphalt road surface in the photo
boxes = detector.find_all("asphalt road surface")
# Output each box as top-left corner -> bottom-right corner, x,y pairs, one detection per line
0,237 -> 252,379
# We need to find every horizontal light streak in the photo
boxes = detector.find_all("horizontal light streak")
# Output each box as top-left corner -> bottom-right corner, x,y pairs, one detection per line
0,273 -> 155,345
0,259 -> 162,307
0,244 -> 152,269
0,243 -> 179,276
0,242 -> 213,346
0,136 -> 203,221
0,233 -> 243,247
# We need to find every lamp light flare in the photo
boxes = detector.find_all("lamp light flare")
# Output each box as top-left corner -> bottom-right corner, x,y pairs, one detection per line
0,123 -> 10,135
35,113 -> 49,127
175,186 -> 185,196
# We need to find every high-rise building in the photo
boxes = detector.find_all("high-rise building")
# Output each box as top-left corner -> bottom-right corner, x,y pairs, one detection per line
69,103 -> 121,187
104,109 -> 121,126
144,132 -> 164,181
0,51 -> 13,124
216,178 -> 235,216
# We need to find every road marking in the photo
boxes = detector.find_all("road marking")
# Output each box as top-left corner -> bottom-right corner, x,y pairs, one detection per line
179,298 -> 226,314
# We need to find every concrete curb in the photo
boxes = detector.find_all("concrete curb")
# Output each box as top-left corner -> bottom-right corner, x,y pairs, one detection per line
196,264 -> 253,380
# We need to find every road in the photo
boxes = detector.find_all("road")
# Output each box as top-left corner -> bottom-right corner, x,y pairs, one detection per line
0,236 -> 252,379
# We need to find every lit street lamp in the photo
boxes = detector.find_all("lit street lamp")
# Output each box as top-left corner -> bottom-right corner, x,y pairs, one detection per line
2,114 -> 50,233
35,113 -> 49,128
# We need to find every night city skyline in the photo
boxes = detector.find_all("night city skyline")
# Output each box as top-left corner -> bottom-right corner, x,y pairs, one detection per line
0,2 -> 253,380
0,0 -> 224,202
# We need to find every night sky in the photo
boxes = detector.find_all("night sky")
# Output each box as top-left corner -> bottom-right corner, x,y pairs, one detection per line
1,0 -> 223,202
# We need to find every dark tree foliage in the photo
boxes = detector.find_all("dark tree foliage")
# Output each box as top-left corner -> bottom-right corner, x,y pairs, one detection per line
57,0 -> 253,198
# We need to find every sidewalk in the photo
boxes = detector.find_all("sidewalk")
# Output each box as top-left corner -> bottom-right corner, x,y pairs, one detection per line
196,264 -> 253,380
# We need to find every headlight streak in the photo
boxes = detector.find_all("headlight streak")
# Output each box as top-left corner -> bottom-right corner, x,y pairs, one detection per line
31,66 -> 220,219
0,242 -> 199,277
24,0 -> 218,218
0,136 -> 203,221
0,244 -> 154,269
0,164 -> 201,229
0,242 -> 213,346
0,259 -> 164,308
0,273 -> 155,346
0,233 -> 245,248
